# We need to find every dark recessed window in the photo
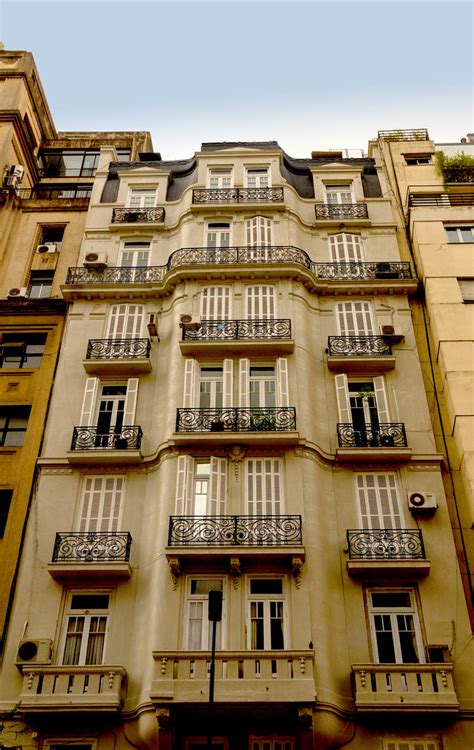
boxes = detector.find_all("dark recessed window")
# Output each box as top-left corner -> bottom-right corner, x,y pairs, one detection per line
40,225 -> 65,251
404,154 -> 432,165
0,489 -> 13,537
40,149 -> 100,177
0,406 -> 31,446
0,332 -> 47,368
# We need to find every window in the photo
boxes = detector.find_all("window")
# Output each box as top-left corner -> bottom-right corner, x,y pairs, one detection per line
60,592 -> 110,665
79,377 -> 139,432
248,577 -> 286,649
128,188 -> 156,208
0,333 -> 47,368
246,216 -> 273,252
245,285 -> 276,319
336,301 -> 375,335
199,367 -> 224,408
245,458 -> 283,515
183,360 -> 233,408
383,740 -> 439,750
329,233 -> 364,262
40,149 -> 100,177
39,225 -> 65,251
249,366 -> 276,408
446,225 -> 474,243
119,241 -> 150,268
200,286 -> 232,320
404,155 -> 432,165
106,304 -> 145,338
458,279 -> 474,303
175,455 -> 227,515
355,473 -> 403,529
208,168 -> 232,189
185,577 -> 225,649
250,740 -> 294,750
28,271 -> 54,298
325,183 -> 354,204
0,489 -> 13,537
206,223 -> 231,248
0,406 -> 30,446
239,358 -> 289,408
49,744 -> 93,750
78,475 -> 125,532
368,589 -> 424,664
335,374 -> 390,433
245,168 -> 270,188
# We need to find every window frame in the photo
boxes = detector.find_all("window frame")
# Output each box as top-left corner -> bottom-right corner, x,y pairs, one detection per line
28,272 -> 54,299
383,739 -> 440,750
127,187 -> 157,209
207,167 -> 233,189
183,575 -> 226,650
445,225 -> 474,243
77,475 -> 125,532
0,489 -> 13,537
245,167 -> 271,188
119,240 -> 151,268
367,588 -> 425,664
205,222 -> 232,248
0,332 -> 47,369
354,473 -> 404,530
58,590 -> 112,666
246,575 -> 288,650
324,183 -> 354,205
0,406 -> 31,446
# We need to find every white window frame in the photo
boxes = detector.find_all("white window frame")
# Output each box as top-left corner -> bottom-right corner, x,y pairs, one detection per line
335,374 -> 390,426
239,358 -> 289,408
324,183 -> 354,205
205,222 -> 232,248
77,475 -> 125,532
183,360 -> 233,408
445,225 -> 474,243
119,241 -> 151,268
355,473 -> 403,530
79,377 -> 139,428
106,303 -> 145,339
59,591 -> 111,666
249,364 -> 277,408
245,285 -> 277,319
459,278 -> 474,303
207,168 -> 233,189
128,188 -> 156,208
336,301 -> 375,336
245,216 -> 273,251
175,455 -> 228,516
245,167 -> 270,188
184,576 -> 226,650
245,457 -> 283,515
246,576 -> 287,650
329,233 -> 365,262
367,588 -> 425,664
200,286 -> 232,320
250,740 -> 295,750
383,740 -> 439,750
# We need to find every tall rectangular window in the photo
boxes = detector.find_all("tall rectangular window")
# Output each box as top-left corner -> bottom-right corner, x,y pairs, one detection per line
336,301 -> 374,336
329,233 -> 364,262
79,476 -> 124,532
0,407 -> 31,446
119,241 -> 150,267
0,333 -> 47,369
61,593 -> 110,665
245,285 -> 276,319
355,474 -> 403,529
208,169 -> 232,189
0,489 -> 13,537
248,577 -> 285,650
185,577 -> 224,649
368,589 -> 424,664
206,223 -> 231,248
200,287 -> 232,320
325,184 -> 353,204
128,189 -> 156,208
245,458 -> 283,515
245,168 -> 270,188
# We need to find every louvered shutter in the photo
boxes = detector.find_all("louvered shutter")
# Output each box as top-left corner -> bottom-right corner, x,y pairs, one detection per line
239,358 -> 250,407
183,359 -> 197,407
201,287 -> 232,320
335,374 -> 351,423
107,304 -> 145,338
246,458 -> 282,515
209,457 -> 227,515
459,279 -> 474,302
176,455 -> 194,515
336,302 -> 374,336
373,376 -> 390,423
123,378 -> 139,425
276,358 -> 289,407
80,377 -> 99,425
223,359 -> 233,407
246,285 -> 276,319
246,216 -> 272,246
329,233 -> 364,262
80,476 -> 124,532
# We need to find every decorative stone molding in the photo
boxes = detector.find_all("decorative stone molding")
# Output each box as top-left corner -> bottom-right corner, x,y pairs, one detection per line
168,557 -> 181,588
230,556 -> 241,588
227,445 -> 246,480
291,556 -> 304,588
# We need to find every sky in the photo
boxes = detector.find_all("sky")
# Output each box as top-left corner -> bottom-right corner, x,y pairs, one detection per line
1,0 -> 473,159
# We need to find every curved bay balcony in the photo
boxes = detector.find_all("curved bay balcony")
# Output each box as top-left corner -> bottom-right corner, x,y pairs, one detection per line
180,319 -> 293,355
192,187 -> 284,205
83,338 -> 152,373
336,423 -> 411,462
315,261 -> 412,280
315,203 -> 368,221
346,528 -> 430,578
327,335 -> 396,373
67,426 -> 143,464
174,407 -> 298,447
111,207 -> 165,224
48,531 -> 132,580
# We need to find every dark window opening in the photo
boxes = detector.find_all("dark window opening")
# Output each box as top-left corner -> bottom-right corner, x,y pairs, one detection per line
0,406 -> 31,446
0,332 -> 47,368
40,225 -> 65,251
0,489 -> 13,537
40,149 -> 100,177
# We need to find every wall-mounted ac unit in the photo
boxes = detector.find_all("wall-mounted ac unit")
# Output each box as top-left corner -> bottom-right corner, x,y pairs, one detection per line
408,491 -> 437,513
36,243 -> 57,254
380,325 -> 404,342
84,252 -> 108,268
179,313 -> 202,330
15,638 -> 52,666
3,164 -> 25,189
7,287 -> 28,299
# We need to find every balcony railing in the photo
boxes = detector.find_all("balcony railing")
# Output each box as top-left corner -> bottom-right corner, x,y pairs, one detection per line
347,529 -> 425,560
378,129 -> 429,141
337,423 -> 407,448
167,245 -> 312,270
19,666 -> 126,712
111,207 -> 165,223
192,187 -> 284,204
52,531 -> 132,562
316,261 -> 412,280
441,166 -> 474,184
182,319 -> 291,341
168,515 -> 302,547
18,186 -> 93,200
328,336 -> 392,357
86,338 -> 151,360
71,426 -> 143,450
176,407 -> 296,433
315,203 -> 368,220
409,192 -> 474,207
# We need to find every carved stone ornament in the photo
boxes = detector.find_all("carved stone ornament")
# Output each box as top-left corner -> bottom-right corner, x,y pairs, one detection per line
291,556 -> 303,588
230,556 -> 241,588
227,445 -> 247,480
168,557 -> 181,589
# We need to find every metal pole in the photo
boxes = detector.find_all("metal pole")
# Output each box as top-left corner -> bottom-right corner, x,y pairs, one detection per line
207,589 -> 222,750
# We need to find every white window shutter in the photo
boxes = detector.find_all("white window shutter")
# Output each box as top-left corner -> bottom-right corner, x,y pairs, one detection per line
276,358 -> 289,407
123,378 -> 139,424
175,455 -> 194,515
80,377 -> 99,425
201,287 -> 232,320
246,217 -> 258,246
239,358 -> 250,407
373,376 -> 390,423
183,359 -> 197,407
335,374 -> 351,423
209,457 -> 227,515
223,359 -> 233,407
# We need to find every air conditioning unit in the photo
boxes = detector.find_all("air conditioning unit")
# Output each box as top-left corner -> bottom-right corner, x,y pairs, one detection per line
84,251 -> 108,268
147,313 -> 159,340
15,638 -> 52,666
36,243 -> 57,254
408,491 -> 437,513
179,313 -> 202,330
3,164 -> 25,189
7,287 -> 28,299
380,325 -> 404,342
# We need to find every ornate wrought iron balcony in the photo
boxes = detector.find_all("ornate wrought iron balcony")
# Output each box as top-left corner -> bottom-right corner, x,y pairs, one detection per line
52,531 -> 132,562
167,245 -> 312,270
111,207 -> 165,223
67,265 -> 166,285
315,203 -> 368,220
347,529 -> 425,560
337,423 -> 407,448
168,515 -> 302,547
192,187 -> 284,204
86,338 -> 151,360
182,319 -> 291,341
71,426 -> 143,450
378,129 -> 429,141
328,336 -> 392,357
316,262 -> 412,280
176,407 -> 296,433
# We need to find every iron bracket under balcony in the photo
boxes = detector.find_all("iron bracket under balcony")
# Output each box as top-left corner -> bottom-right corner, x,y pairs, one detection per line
345,529 -> 430,578
174,407 -> 299,447
327,336 -> 396,372
180,319 -> 294,355
83,338 -> 152,373
336,423 -> 411,462
67,426 -> 143,464
48,531 -> 132,580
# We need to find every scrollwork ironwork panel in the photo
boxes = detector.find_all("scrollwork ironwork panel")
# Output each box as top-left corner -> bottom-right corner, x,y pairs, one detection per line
192,188 -> 284,204
347,529 -> 425,559
71,425 -> 143,450
66,266 -> 166,284
168,515 -> 302,546
111,207 -> 165,223
176,407 -> 296,432
337,423 -> 407,448
315,203 -> 368,219
327,336 -> 392,357
86,338 -> 151,359
52,531 -> 132,562
315,262 -> 412,280
182,319 -> 292,341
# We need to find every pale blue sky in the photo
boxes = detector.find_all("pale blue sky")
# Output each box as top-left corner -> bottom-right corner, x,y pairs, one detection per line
1,0 -> 473,158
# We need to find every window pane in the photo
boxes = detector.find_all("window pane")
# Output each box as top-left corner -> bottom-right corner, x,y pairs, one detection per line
371,592 -> 411,608
191,579 -> 223,595
374,615 -> 396,662
460,227 -> 474,242
70,594 -> 110,609
250,579 -> 283,595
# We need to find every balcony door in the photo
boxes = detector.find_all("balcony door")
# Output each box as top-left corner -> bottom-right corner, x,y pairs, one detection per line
106,304 -> 145,339
355,473 -> 403,530
245,458 -> 283,515
246,168 -> 270,188
183,360 -> 233,408
368,590 -> 424,664
60,593 -> 109,665
246,216 -> 273,260
119,241 -> 150,268
176,455 -> 227,515
239,358 -> 288,408
249,366 -> 276,408
185,578 -> 225,649
128,188 -> 156,208
78,475 -> 124,532
329,233 -> 365,262
335,374 -> 390,437
80,377 -> 139,435
208,169 -> 232,189
325,183 -> 354,204
247,578 -> 286,650
336,301 -> 375,336
245,285 -> 276,320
